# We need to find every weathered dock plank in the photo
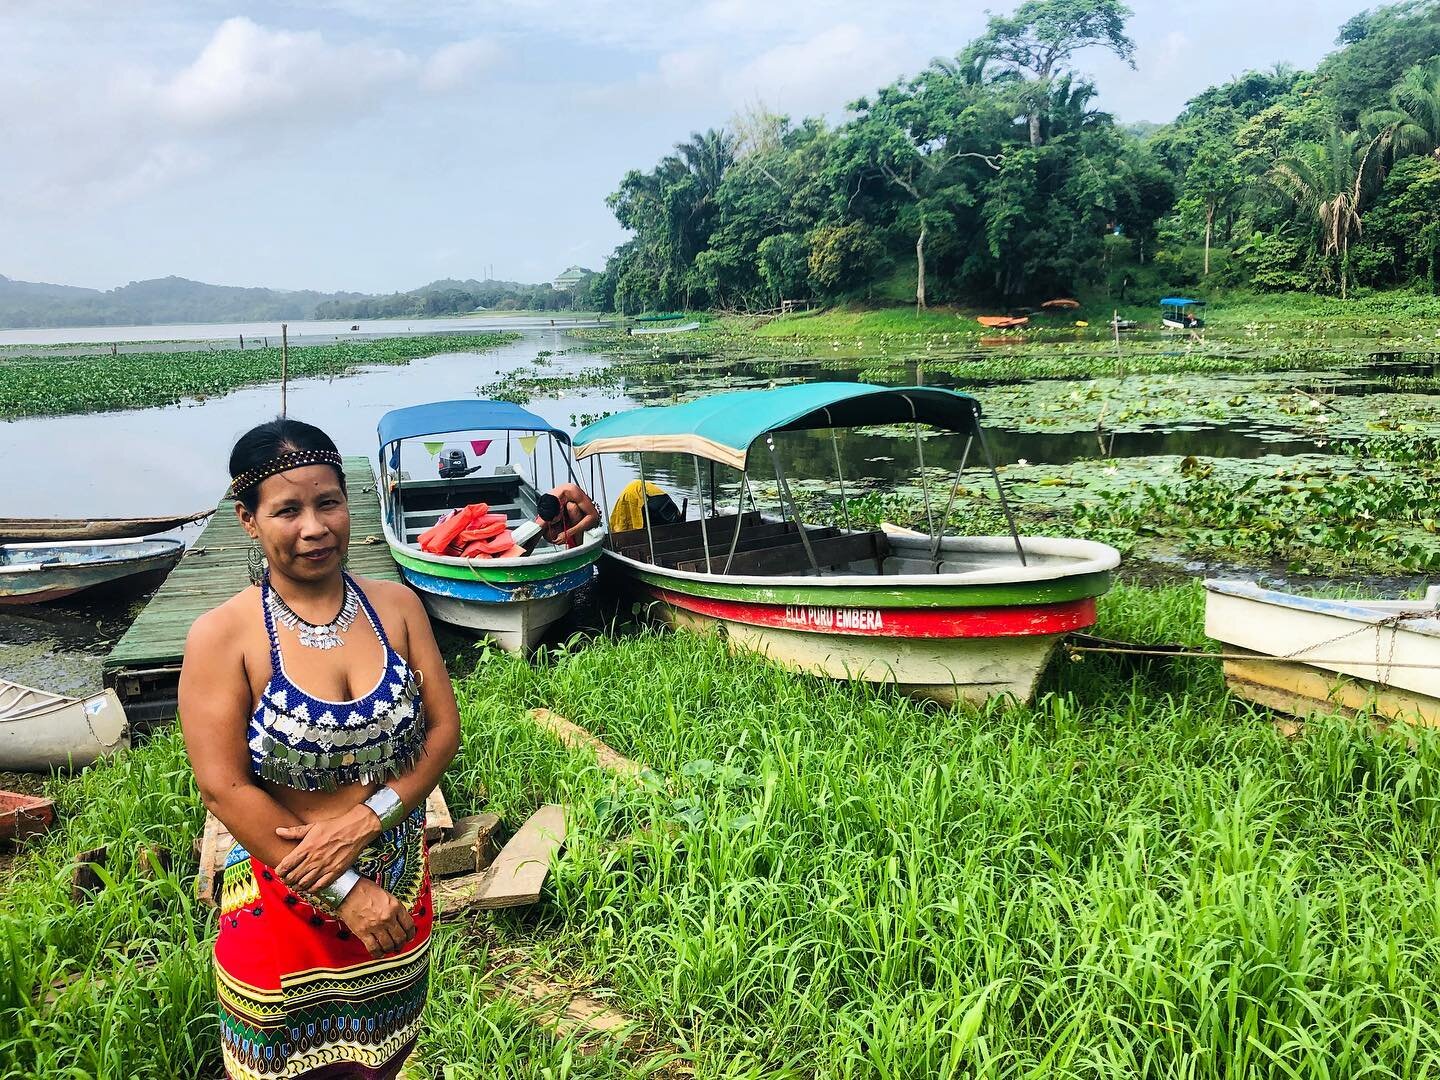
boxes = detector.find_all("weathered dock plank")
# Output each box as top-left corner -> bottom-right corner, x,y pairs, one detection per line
104,456 -> 397,727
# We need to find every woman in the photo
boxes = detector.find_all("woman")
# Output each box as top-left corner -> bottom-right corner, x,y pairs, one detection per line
179,418 -> 461,1079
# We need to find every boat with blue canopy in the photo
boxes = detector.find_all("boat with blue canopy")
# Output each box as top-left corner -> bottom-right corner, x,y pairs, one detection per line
1159,296 -> 1205,330
375,400 -> 605,652
573,382 -> 1119,705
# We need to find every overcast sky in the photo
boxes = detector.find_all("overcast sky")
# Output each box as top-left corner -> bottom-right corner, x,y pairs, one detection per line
1,0 -> 1368,294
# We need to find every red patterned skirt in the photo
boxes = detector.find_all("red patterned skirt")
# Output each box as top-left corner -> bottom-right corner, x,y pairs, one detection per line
214,807 -> 432,1079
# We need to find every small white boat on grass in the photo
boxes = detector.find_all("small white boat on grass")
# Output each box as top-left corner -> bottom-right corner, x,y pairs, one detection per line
0,537 -> 184,605
629,321 -> 701,336
0,678 -> 130,771
1204,580 -> 1440,726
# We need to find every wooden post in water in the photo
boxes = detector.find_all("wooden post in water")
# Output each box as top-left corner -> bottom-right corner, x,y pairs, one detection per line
280,323 -> 289,417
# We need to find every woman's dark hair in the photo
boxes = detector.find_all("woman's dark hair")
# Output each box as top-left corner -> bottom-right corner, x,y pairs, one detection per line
229,417 -> 346,511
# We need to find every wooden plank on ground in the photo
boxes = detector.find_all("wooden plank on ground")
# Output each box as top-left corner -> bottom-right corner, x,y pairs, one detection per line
504,969 -> 636,1052
530,708 -> 651,781
424,786 -> 453,841
437,804 -> 565,911
195,811 -> 235,907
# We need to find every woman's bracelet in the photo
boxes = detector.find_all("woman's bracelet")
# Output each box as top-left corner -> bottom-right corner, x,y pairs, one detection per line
363,785 -> 406,830
316,867 -> 363,910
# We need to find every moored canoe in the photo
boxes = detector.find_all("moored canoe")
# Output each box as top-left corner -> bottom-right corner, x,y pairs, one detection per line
0,677 -> 130,771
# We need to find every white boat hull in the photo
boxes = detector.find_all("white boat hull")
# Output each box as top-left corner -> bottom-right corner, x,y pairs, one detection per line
662,601 -> 1063,704
417,589 -> 575,653
0,680 -> 130,771
1205,580 -> 1440,725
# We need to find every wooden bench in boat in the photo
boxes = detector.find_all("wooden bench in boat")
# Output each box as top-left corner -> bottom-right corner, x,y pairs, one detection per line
652,526 -> 843,571
676,529 -> 889,576
620,522 -> 813,564
632,520 -> 797,558
608,513 -> 761,554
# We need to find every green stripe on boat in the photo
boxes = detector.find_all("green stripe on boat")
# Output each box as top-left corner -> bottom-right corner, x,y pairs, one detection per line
389,544 -> 599,583
625,563 -> 1112,608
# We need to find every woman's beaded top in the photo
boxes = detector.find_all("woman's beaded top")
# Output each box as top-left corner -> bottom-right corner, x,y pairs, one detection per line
249,573 -> 425,791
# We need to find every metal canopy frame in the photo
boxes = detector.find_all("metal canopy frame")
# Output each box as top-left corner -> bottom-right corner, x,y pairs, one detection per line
602,408 -> 1026,574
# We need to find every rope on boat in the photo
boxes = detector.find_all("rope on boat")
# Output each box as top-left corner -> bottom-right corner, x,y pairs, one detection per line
1062,642 -> 1440,670
1069,610 -> 1440,677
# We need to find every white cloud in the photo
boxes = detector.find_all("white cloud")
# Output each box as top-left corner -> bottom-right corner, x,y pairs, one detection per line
0,16 -> 510,215
590,22 -> 914,118
422,37 -> 503,92
144,17 -> 416,130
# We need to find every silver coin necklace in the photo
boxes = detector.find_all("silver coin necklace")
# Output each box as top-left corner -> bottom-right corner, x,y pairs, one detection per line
265,575 -> 360,650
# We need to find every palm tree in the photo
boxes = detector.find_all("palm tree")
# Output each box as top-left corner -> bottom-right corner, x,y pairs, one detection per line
674,129 -> 735,203
1364,58 -> 1440,167
1041,74 -> 1110,140
1269,129 -> 1377,299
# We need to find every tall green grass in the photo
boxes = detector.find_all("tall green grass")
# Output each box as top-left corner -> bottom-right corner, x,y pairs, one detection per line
6,583 -> 1440,1077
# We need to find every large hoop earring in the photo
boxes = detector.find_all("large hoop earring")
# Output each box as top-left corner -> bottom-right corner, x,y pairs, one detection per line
246,542 -> 267,586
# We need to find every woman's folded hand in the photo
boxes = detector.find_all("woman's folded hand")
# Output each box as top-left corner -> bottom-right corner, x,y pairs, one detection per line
273,803 -> 382,892
337,880 -> 418,958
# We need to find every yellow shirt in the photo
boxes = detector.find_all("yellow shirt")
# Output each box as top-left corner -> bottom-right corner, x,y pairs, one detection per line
609,479 -> 668,533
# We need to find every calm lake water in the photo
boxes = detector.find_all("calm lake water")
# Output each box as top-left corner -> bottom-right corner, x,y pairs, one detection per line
0,314 -> 608,347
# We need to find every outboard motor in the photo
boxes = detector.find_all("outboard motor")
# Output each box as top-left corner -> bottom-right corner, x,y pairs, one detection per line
438,449 -> 474,478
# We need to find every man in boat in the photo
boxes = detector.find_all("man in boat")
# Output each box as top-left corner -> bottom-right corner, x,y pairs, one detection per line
535,482 -> 599,548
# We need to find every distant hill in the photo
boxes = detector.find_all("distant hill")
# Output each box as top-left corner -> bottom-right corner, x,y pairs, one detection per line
0,272 -> 584,328
0,275 -> 103,302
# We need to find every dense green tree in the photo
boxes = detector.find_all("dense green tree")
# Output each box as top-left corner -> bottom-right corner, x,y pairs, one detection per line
1318,0 -> 1440,122
964,0 -> 1136,147
1355,154 -> 1440,287
844,65 -> 1006,309
806,222 -> 887,295
592,0 -> 1440,312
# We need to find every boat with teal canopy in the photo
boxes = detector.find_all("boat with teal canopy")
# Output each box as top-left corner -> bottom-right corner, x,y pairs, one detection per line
573,383 -> 1118,706
374,399 -> 605,653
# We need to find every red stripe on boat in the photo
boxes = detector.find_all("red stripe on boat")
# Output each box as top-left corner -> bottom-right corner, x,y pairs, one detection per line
651,589 -> 1096,638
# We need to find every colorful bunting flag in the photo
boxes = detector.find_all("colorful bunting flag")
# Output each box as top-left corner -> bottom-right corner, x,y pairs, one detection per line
517,435 -> 539,455
423,441 -> 445,455
470,439 -> 492,456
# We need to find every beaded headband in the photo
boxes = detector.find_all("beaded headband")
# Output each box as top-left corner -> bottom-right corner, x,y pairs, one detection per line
227,449 -> 344,499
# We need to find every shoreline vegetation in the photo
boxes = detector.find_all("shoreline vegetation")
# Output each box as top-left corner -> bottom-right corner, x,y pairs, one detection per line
0,332 -> 519,420
10,584 -> 1440,1076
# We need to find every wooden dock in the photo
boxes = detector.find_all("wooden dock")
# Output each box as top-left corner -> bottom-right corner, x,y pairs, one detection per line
104,456 -> 397,728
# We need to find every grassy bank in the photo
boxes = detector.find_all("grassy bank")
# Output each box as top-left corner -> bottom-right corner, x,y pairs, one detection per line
749,291 -> 1440,343
568,294 -> 1440,388
0,332 -> 520,420
7,584 -> 1440,1076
